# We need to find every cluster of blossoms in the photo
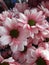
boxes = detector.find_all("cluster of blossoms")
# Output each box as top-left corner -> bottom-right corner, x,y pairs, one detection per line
0,1 -> 49,65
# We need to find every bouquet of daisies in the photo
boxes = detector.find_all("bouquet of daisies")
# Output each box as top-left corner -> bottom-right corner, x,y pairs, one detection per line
0,0 -> 49,65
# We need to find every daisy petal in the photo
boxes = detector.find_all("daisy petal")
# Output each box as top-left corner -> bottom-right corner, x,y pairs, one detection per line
3,17 -> 12,29
0,26 -> 8,36
19,13 -> 27,20
0,35 -> 11,45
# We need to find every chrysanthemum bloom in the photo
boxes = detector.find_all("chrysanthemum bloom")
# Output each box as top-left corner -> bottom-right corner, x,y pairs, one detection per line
32,29 -> 49,48
0,1 -> 49,65
32,20 -> 49,45
12,37 -> 35,64
24,47 -> 37,64
36,19 -> 49,39
0,17 -> 29,52
1,57 -> 20,65
35,47 -> 49,65
17,8 -> 46,39
18,8 -> 45,27
12,46 -> 37,65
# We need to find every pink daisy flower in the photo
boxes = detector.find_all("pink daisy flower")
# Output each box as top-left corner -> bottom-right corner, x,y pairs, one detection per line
17,8 -> 47,39
0,17 -> 29,52
36,19 -> 49,38
32,21 -> 49,45
0,1 -> 49,65
12,46 -> 37,65
35,47 -> 49,65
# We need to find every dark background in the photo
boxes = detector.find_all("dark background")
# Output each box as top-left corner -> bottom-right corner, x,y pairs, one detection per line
0,0 -> 49,13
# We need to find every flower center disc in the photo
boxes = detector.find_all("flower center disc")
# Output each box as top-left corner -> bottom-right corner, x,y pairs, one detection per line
0,62 -> 9,65
10,29 -> 19,38
36,57 -> 46,65
28,20 -> 35,26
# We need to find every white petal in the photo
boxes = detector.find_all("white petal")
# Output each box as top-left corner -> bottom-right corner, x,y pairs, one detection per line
18,40 -> 27,51
10,42 -> 18,53
17,19 -> 25,23
36,24 -> 45,30
3,17 -> 12,29
42,30 -> 49,35
31,9 -> 37,14
19,13 -> 27,20
36,11 -> 43,19
2,57 -> 14,63
0,26 -> 8,36
24,10 -> 30,16
30,32 -> 34,38
23,40 -> 28,46
42,50 -> 49,60
0,35 -> 11,45
23,24 -> 30,29
18,44 -> 24,51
